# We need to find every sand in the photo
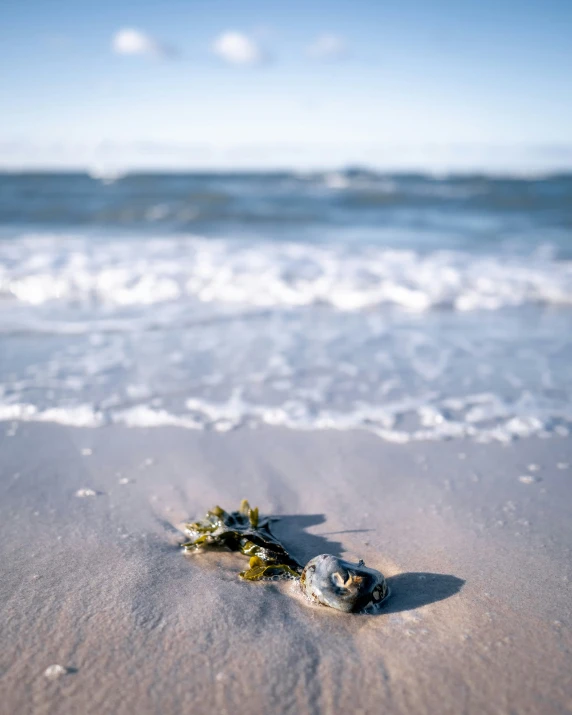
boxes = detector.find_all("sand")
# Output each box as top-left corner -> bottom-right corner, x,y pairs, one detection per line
1,422 -> 571,714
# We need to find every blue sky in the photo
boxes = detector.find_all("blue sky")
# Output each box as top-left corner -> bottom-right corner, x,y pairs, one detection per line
1,0 -> 571,170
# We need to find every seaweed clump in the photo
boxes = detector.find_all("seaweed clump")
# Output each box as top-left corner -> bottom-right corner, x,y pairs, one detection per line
182,500 -> 390,612
182,499 -> 302,581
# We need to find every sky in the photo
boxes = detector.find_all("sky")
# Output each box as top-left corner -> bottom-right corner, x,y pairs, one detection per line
1,0 -> 572,171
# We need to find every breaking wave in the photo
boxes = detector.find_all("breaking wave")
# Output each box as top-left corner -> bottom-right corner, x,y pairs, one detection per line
1,233 -> 571,317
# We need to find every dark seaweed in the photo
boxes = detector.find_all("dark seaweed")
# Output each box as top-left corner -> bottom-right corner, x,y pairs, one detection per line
182,500 -> 303,580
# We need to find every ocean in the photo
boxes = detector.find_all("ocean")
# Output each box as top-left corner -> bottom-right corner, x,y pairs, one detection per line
1,170 -> 571,442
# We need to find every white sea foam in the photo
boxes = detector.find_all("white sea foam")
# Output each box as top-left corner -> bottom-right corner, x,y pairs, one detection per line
114,405 -> 202,430
0,402 -> 104,427
1,390 -> 569,444
2,232 -> 571,444
1,233 -> 571,316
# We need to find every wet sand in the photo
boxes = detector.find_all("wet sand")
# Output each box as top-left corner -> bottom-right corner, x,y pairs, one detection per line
1,423 -> 571,714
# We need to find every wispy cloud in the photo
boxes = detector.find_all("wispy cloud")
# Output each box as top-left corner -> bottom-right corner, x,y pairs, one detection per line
112,28 -> 176,58
211,31 -> 264,66
306,34 -> 348,60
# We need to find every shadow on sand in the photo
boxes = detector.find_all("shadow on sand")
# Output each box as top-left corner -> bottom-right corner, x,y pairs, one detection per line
380,572 -> 465,614
270,514 -> 345,564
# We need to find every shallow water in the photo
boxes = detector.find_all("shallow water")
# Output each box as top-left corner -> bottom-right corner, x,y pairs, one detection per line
1,170 -> 571,442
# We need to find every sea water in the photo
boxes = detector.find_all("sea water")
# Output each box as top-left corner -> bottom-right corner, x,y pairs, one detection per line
1,170 -> 571,442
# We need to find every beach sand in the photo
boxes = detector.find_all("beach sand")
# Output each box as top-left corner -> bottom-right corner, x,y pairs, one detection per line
1,422 -> 571,714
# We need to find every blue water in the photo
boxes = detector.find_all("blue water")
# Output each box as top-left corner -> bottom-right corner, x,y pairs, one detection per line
2,171 -> 572,252
0,170 -> 571,441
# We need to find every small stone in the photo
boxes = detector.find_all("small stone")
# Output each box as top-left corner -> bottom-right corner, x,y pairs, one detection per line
518,475 -> 539,484
557,462 -> 569,470
81,448 -> 93,456
118,478 -> 130,485
300,554 -> 387,612
75,488 -> 97,498
527,464 -> 540,471
44,664 -> 68,679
